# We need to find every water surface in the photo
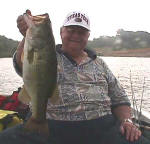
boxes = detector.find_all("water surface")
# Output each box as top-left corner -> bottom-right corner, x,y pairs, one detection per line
0,57 -> 150,113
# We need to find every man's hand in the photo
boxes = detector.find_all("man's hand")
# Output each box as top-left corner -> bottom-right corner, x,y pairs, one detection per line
16,10 -> 31,36
120,121 -> 141,142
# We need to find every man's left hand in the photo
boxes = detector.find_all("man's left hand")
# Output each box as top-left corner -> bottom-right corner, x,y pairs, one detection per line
120,121 -> 141,142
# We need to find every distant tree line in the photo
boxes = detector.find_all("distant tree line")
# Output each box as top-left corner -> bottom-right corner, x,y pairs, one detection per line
1,29 -> 150,57
87,29 -> 150,51
0,35 -> 19,58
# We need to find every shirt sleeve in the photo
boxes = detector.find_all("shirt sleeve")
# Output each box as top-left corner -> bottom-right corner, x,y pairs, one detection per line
100,58 -> 131,108
12,51 -> 22,77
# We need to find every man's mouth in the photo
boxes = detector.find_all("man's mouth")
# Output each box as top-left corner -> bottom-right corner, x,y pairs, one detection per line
70,40 -> 80,43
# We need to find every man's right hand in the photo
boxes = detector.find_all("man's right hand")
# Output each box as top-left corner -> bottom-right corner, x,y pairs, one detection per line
16,10 -> 31,36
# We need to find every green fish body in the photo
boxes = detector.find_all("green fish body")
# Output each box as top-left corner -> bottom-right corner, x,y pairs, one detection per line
21,12 -> 57,136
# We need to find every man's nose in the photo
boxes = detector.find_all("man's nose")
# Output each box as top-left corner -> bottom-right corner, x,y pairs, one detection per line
71,30 -> 81,37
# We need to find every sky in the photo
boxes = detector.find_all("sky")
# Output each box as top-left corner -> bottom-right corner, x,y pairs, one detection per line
0,0 -> 150,43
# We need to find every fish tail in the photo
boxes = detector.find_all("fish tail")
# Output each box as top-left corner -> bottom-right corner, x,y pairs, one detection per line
18,85 -> 31,104
24,116 -> 49,137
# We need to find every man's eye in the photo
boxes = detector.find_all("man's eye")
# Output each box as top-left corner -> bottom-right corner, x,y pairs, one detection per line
67,28 -> 74,32
66,28 -> 87,35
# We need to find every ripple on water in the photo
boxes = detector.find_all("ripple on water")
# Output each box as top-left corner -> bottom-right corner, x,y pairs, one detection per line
0,57 -> 150,113
0,58 -> 23,95
102,57 -> 150,113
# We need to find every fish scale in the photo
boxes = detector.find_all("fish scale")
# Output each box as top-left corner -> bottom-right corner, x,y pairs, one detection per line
19,11 -> 57,136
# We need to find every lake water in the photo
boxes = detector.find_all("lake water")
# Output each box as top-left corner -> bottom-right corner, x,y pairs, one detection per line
0,57 -> 150,113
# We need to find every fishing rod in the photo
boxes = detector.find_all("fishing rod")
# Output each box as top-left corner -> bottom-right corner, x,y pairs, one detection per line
129,70 -> 139,124
138,77 -> 145,126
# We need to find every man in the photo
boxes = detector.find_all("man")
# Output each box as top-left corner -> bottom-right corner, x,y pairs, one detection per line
0,10 -> 149,144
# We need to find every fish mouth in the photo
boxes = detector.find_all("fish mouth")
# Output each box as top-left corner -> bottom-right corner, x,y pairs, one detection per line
32,14 -> 49,22
23,11 -> 50,27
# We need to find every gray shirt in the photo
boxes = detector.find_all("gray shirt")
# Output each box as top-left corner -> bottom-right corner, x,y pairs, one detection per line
13,45 -> 130,121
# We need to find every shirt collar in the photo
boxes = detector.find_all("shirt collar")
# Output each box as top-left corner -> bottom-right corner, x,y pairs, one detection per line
56,44 -> 97,60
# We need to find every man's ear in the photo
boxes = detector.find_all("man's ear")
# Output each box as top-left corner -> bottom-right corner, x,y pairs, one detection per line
60,27 -> 63,34
87,32 -> 90,38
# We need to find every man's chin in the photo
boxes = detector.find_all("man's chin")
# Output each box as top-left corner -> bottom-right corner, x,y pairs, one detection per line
69,43 -> 81,48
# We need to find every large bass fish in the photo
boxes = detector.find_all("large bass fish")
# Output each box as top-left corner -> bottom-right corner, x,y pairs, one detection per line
19,10 -> 57,136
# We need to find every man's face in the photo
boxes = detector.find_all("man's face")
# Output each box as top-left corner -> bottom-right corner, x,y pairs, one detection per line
60,26 -> 90,52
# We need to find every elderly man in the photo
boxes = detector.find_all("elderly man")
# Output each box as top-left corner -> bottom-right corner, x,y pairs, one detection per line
0,10 -> 149,144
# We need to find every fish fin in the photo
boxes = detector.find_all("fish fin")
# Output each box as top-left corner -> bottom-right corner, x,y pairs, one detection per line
24,117 -> 49,137
21,51 -> 24,63
49,85 -> 59,104
18,85 -> 31,104
27,48 -> 34,64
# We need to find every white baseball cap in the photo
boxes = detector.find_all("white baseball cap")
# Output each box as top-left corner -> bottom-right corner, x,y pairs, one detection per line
63,11 -> 90,31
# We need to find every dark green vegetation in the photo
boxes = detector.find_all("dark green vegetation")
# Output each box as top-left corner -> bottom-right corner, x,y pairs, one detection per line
88,29 -> 150,51
1,29 -> 150,57
0,35 -> 19,58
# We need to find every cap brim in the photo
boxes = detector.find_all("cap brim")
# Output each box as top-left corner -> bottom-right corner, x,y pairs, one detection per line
63,23 -> 90,31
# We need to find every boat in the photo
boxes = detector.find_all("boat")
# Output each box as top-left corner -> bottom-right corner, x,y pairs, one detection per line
0,90 -> 150,140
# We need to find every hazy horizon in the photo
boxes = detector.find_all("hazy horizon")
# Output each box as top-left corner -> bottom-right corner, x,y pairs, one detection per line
1,0 -> 150,43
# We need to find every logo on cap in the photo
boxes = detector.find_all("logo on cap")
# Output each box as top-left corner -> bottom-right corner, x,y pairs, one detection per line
63,11 -> 90,31
74,17 -> 82,23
